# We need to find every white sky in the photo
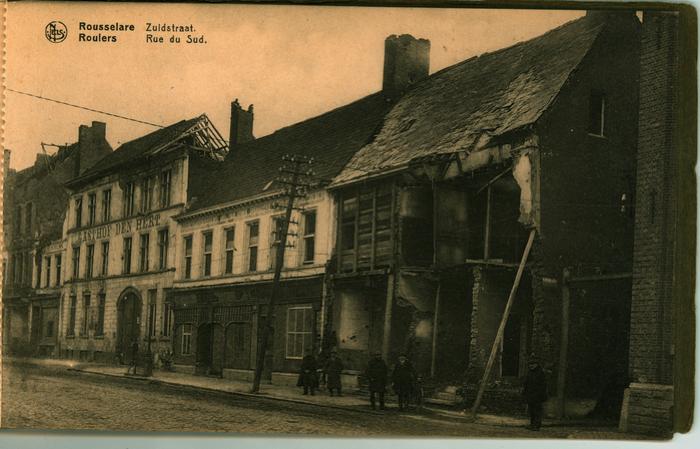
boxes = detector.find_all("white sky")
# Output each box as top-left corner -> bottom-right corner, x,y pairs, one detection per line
4,2 -> 583,170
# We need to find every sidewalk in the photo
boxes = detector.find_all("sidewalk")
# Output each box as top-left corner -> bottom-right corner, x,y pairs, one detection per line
6,356 -> 648,439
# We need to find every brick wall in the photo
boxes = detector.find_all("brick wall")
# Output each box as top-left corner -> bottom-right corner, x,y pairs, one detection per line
628,11 -> 679,388
621,383 -> 674,436
622,11 -> 680,436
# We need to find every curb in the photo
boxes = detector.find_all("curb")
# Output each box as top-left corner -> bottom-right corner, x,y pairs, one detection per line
69,368 -> 394,417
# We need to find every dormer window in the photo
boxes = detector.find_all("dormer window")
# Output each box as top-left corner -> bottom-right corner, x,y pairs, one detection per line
588,91 -> 606,137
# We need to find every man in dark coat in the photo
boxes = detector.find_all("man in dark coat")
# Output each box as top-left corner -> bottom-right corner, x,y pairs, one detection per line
299,352 -> 319,395
366,351 -> 388,410
324,350 -> 344,397
522,353 -> 548,430
391,354 -> 415,411
126,339 -> 139,375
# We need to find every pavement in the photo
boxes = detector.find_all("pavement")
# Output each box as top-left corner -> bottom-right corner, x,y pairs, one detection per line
3,356 -> 653,440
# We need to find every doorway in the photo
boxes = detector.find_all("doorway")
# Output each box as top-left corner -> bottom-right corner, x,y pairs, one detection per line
117,290 -> 142,364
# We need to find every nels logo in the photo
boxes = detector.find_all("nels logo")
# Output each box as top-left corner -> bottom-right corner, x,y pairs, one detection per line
45,21 -> 68,43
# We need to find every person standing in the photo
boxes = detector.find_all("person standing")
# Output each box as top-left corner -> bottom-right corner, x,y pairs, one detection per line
392,354 -> 415,411
126,338 -> 139,375
366,351 -> 388,410
299,352 -> 318,395
522,353 -> 548,431
324,350 -> 344,397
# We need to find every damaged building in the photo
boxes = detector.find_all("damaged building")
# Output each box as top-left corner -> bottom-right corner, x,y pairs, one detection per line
2,123 -> 112,357
327,11 -> 640,417
166,95 -> 394,384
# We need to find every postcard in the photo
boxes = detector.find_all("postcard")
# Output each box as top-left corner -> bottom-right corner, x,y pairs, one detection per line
0,0 -> 695,441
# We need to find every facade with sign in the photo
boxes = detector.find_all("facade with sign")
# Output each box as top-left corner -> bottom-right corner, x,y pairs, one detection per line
57,115 -> 228,364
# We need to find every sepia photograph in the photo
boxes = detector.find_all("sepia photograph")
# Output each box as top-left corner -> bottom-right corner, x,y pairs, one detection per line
0,0 -> 696,444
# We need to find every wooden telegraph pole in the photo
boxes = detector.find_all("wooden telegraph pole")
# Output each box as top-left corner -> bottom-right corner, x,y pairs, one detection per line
251,154 -> 314,393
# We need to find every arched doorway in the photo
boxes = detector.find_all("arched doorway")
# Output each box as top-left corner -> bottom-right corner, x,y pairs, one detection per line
116,289 -> 142,364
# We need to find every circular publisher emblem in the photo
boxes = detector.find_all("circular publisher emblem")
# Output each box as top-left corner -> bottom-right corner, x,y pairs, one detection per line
45,21 -> 67,43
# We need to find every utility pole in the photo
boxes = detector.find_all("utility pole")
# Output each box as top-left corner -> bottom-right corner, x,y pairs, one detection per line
251,154 -> 314,393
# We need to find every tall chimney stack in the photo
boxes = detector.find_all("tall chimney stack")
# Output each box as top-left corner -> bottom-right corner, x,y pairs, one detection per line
382,34 -> 430,99
229,99 -> 255,150
76,121 -> 108,176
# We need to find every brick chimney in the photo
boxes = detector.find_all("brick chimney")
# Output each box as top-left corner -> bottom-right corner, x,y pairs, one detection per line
3,149 -> 10,180
75,121 -> 109,176
229,99 -> 255,149
382,34 -> 430,99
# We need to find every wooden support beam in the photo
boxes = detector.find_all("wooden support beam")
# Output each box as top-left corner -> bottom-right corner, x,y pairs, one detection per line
471,228 -> 536,418
382,273 -> 395,360
370,186 -> 377,270
431,282 -> 441,378
433,182 -> 439,266
568,272 -> 632,283
556,267 -> 571,419
483,185 -> 492,260
336,192 -> 343,271
353,188 -> 360,272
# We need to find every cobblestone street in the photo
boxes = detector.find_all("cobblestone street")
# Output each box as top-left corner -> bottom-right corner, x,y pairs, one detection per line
0,361 -> 635,439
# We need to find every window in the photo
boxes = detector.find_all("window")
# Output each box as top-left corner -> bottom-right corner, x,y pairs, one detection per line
183,236 -> 193,279
270,217 -> 284,271
81,294 -> 91,337
87,193 -> 97,226
286,306 -> 313,359
141,177 -> 154,213
588,91 -> 605,136
95,293 -> 105,336
74,197 -> 83,228
67,295 -> 77,336
102,189 -> 112,222
123,182 -> 135,217
148,289 -> 157,338
45,256 -> 51,287
181,324 -> 192,355
123,237 -> 132,274
139,233 -> 150,272
158,229 -> 169,270
159,170 -> 172,208
224,227 -> 235,274
247,221 -> 259,272
55,255 -> 61,286
162,302 -> 173,337
202,231 -> 213,277
24,251 -> 31,286
302,211 -> 316,263
25,202 -> 33,234
71,246 -> 80,279
36,257 -> 42,289
85,244 -> 95,279
341,196 -> 357,251
100,241 -> 110,276
14,204 -> 22,234
15,252 -> 22,285
45,320 -> 54,338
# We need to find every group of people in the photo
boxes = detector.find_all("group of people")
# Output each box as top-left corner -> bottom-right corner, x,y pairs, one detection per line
297,350 -> 419,411
298,349 -> 550,429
